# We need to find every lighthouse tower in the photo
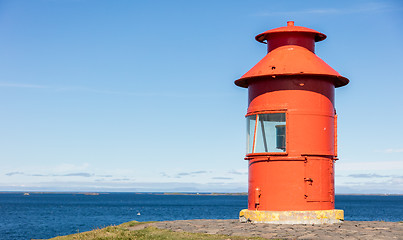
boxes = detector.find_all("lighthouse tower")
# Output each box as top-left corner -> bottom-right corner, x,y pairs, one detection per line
236,21 -> 349,224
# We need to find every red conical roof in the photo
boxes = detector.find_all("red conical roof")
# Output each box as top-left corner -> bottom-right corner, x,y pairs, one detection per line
235,21 -> 349,88
234,45 -> 349,88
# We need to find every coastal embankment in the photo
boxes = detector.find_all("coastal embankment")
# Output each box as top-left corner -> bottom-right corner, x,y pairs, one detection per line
146,219 -> 402,239
47,219 -> 403,239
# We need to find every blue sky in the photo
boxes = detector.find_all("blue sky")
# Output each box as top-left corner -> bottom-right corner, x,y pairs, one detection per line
0,0 -> 402,193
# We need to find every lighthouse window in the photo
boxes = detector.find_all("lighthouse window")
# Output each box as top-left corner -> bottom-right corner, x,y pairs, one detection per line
247,115 -> 256,154
246,113 -> 286,153
276,125 -> 286,150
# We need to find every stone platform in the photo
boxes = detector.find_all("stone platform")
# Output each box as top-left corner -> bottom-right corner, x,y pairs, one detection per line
146,219 -> 403,239
239,209 -> 344,224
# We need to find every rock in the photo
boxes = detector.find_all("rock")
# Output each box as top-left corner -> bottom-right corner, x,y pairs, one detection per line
148,219 -> 403,240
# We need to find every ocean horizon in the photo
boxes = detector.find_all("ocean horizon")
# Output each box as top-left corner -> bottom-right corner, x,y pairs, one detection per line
1,192 -> 402,239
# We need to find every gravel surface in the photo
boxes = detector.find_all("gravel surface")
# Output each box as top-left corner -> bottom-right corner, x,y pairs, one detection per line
147,219 -> 403,240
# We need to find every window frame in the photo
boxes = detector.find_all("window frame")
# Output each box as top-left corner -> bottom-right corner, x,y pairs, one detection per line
246,110 -> 288,156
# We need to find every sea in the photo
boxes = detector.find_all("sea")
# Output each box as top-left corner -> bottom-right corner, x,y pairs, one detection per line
0,193 -> 402,240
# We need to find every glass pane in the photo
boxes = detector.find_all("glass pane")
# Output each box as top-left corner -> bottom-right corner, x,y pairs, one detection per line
246,115 -> 256,153
276,125 -> 286,150
254,113 -> 286,153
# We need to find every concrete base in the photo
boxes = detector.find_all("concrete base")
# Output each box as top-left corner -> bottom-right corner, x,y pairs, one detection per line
239,209 -> 344,224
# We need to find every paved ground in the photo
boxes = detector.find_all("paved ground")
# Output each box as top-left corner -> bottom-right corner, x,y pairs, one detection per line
147,219 -> 403,240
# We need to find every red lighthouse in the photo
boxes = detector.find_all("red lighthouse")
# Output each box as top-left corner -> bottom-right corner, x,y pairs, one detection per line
236,21 -> 349,224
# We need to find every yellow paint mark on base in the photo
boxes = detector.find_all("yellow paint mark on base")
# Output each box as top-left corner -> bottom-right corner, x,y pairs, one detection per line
239,209 -> 344,224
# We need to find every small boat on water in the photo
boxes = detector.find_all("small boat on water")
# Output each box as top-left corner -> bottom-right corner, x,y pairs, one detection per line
23,193 -> 30,196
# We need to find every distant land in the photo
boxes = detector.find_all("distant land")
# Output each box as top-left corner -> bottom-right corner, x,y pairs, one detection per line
0,191 -> 402,196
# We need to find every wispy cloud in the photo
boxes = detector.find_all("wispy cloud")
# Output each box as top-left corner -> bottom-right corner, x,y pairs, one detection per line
0,83 -> 49,89
98,175 -> 113,178
191,171 -> 208,174
161,170 -> 247,181
175,171 -> 208,178
5,171 -> 24,176
111,178 -> 131,181
6,171 -> 96,178
228,170 -> 247,175
255,8 -> 340,16
336,177 -> 403,194
336,174 -> 403,194
161,171 -> 210,178
0,82 -> 130,95
62,173 -> 93,177
211,177 -> 233,180
336,160 -> 403,171
0,180 -> 248,193
0,82 -> 233,98
160,172 -> 170,178
55,86 -> 132,95
384,148 -> 403,153
254,2 -> 398,17
348,173 -> 390,178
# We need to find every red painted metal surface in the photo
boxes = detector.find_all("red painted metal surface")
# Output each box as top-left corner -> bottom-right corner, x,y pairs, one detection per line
255,21 -> 326,52
235,22 -> 349,211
